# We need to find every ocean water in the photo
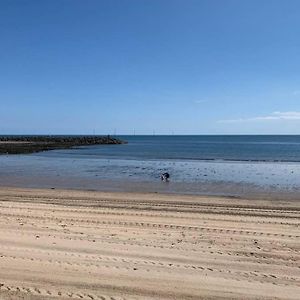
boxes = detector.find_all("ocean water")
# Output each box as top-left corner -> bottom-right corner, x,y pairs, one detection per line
37,135 -> 300,162
1,135 -> 300,198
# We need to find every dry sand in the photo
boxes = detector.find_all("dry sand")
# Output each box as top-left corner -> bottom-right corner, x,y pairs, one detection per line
0,187 -> 299,300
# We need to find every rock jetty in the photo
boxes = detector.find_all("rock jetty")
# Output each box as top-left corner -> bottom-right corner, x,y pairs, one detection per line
0,135 -> 126,154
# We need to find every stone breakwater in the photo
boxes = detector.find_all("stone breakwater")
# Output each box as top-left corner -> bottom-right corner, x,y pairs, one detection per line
0,135 -> 126,154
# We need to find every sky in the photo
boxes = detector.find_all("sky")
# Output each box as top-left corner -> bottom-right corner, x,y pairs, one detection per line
1,0 -> 300,135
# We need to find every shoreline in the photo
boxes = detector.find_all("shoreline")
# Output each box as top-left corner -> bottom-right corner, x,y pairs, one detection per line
0,187 -> 299,299
1,177 -> 300,201
2,151 -> 300,200
1,185 -> 300,206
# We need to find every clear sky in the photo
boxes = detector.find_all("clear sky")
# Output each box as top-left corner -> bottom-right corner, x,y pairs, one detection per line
1,0 -> 300,135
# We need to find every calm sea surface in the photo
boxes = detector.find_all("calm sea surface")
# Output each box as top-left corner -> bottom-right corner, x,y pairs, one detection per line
1,135 -> 300,198
46,135 -> 300,162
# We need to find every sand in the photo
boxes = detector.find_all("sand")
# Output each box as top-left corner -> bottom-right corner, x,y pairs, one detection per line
0,187 -> 299,299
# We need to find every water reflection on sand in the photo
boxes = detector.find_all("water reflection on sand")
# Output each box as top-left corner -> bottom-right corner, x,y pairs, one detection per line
1,152 -> 300,199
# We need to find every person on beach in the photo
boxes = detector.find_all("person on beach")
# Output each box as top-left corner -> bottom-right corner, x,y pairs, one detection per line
161,172 -> 170,182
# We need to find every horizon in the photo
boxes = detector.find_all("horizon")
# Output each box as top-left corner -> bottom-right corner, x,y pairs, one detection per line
2,133 -> 300,137
1,0 -> 300,134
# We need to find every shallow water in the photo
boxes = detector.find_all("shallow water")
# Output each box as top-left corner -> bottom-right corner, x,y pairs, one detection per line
1,135 -> 300,198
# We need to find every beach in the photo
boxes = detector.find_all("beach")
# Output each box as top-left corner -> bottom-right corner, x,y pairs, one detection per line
0,187 -> 299,299
3,0 -> 300,298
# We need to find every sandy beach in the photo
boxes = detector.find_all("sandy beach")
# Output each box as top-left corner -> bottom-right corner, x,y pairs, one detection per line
0,187 -> 299,299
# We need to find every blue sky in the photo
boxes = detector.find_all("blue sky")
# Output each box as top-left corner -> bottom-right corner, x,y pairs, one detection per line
1,0 -> 300,134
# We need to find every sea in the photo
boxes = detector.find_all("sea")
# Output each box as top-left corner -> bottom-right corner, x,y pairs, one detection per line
1,135 -> 300,199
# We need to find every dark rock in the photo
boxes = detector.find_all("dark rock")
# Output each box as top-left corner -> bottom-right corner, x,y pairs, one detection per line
0,135 -> 127,154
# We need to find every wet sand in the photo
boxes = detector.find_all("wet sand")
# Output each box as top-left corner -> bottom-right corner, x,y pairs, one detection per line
2,152 -> 300,200
0,187 -> 299,299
